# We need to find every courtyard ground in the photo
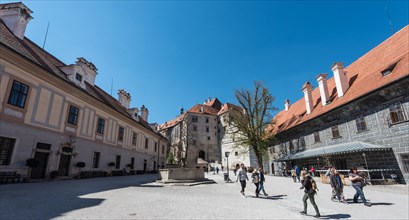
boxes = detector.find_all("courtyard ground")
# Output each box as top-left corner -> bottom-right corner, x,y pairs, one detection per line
0,171 -> 408,219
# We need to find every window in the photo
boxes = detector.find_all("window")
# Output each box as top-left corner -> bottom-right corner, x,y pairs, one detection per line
154,142 -> 157,152
207,136 -> 211,140
36,142 -> 51,150
67,105 -> 79,125
389,102 -> 407,124
218,128 -> 220,133
145,138 -> 149,149
401,154 -> 409,173
132,133 -> 137,145
8,80 -> 29,108
118,127 -> 124,141
97,118 -> 105,134
192,116 -> 198,123
193,125 -> 197,131
381,61 -> 399,76
0,137 -> 15,165
331,125 -> 341,138
356,116 -> 368,132
75,73 -> 83,82
298,136 -> 306,150
289,141 -> 294,153
92,152 -> 100,168
115,155 -> 121,169
192,139 -> 197,145
162,145 -> 165,154
206,127 -> 209,132
314,132 -> 320,143
235,152 -> 238,156
206,117 -> 209,123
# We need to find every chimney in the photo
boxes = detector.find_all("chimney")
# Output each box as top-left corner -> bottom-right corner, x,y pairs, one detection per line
0,2 -> 33,40
331,62 -> 349,97
316,73 -> 330,106
200,105 -> 204,112
301,81 -> 313,114
118,89 -> 131,109
140,105 -> 149,122
284,99 -> 290,111
180,107 -> 184,115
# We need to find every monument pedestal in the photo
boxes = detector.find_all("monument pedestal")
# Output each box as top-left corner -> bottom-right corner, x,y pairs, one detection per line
157,163 -> 215,185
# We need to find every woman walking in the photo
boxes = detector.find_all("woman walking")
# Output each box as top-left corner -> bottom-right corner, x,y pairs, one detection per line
330,168 -> 347,204
236,164 -> 248,195
349,167 -> 371,207
251,169 -> 260,197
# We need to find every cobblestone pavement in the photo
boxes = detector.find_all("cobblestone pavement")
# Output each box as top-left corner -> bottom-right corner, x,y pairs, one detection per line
0,172 -> 408,219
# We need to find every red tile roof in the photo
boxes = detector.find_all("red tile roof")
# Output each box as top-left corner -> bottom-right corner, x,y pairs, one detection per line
218,103 -> 243,115
204,98 -> 222,110
271,25 -> 409,134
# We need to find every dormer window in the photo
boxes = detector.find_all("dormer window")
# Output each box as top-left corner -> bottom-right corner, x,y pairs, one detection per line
381,61 -> 399,76
75,73 -> 83,82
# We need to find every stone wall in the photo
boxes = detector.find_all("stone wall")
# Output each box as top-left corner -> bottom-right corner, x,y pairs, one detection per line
270,77 -> 409,183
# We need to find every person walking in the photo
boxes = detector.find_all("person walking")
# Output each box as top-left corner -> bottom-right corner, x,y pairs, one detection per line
326,166 -> 337,201
216,166 -> 219,174
330,168 -> 347,204
310,166 -> 315,177
236,164 -> 249,195
291,168 -> 297,182
295,165 -> 301,182
221,165 -> 224,172
300,172 -> 321,218
349,167 -> 371,207
251,169 -> 260,197
258,167 -> 268,196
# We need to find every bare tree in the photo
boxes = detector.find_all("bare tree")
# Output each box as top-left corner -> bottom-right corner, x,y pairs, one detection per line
228,81 -> 277,167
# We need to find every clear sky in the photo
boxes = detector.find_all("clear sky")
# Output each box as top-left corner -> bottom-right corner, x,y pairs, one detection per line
5,0 -> 408,125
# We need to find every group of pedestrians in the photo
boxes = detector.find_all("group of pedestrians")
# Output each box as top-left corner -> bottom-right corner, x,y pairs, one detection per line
235,164 -> 268,198
232,163 -> 371,218
294,165 -> 372,218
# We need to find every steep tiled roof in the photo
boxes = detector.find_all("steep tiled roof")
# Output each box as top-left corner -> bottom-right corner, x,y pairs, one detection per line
272,25 -> 409,134
204,98 -> 222,110
187,104 -> 220,115
0,20 -> 40,65
217,103 -> 243,115
158,113 -> 186,131
0,18 -> 162,136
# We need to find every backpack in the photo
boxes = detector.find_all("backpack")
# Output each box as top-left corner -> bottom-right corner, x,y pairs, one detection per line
311,178 -> 318,191
252,175 -> 259,183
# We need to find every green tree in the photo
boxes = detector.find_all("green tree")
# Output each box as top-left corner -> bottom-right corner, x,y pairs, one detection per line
228,81 -> 277,167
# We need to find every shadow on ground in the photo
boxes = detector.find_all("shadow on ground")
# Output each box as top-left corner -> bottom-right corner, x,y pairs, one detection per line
320,214 -> 351,219
0,174 -> 159,220
370,202 -> 394,206
247,194 -> 287,200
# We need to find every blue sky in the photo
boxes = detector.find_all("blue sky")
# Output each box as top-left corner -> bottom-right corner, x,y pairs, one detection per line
6,0 -> 408,124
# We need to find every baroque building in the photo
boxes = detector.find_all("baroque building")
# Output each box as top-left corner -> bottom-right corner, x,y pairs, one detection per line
159,98 -> 260,170
0,2 -> 168,180
269,25 -> 409,184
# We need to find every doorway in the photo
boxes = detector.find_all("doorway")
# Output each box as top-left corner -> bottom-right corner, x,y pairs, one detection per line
58,154 -> 71,176
271,163 -> 275,175
30,152 -> 49,179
